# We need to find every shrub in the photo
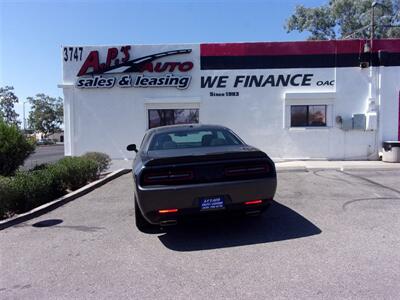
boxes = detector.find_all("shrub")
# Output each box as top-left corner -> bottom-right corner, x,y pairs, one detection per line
0,120 -> 35,176
30,163 -> 49,171
55,157 -> 99,190
0,176 -> 15,219
82,152 -> 111,174
10,169 -> 65,212
0,157 -> 101,219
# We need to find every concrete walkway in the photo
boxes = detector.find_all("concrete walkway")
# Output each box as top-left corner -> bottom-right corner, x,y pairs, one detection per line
109,159 -> 133,171
276,160 -> 400,171
109,159 -> 400,172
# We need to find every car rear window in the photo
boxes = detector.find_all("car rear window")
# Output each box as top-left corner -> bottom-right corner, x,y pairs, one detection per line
148,129 -> 243,150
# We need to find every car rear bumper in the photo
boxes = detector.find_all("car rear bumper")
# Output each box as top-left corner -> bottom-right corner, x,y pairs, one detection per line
135,177 -> 277,224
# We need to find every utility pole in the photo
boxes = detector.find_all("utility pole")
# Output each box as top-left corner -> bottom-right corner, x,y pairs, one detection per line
371,1 -> 377,51
23,101 -> 27,133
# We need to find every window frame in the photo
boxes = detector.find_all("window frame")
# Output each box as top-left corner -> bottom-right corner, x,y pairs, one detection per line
144,98 -> 201,130
290,104 -> 327,128
283,92 -> 335,129
147,108 -> 200,129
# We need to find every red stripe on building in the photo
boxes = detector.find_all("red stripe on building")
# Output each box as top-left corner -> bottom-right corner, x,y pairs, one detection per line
200,39 -> 400,57
373,39 -> 400,53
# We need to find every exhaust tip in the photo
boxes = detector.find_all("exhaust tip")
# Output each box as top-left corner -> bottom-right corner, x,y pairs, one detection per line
160,220 -> 178,226
245,210 -> 261,216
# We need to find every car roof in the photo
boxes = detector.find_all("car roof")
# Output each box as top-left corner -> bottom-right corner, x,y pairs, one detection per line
146,124 -> 229,135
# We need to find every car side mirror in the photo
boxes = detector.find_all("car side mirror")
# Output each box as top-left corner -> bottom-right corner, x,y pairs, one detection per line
126,144 -> 138,153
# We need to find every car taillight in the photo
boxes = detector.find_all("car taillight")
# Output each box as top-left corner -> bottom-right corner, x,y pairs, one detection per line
159,208 -> 178,214
142,170 -> 194,185
225,163 -> 269,177
245,200 -> 263,205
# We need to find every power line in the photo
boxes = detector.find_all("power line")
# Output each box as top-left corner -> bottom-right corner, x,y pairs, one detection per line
343,24 -> 370,39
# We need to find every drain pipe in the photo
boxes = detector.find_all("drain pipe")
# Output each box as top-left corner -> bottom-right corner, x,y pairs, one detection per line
365,40 -> 380,160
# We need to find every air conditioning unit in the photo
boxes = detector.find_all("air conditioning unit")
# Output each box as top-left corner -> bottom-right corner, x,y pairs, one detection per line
342,118 -> 353,130
353,114 -> 366,130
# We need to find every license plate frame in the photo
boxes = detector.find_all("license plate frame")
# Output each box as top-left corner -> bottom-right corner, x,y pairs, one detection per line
199,196 -> 225,211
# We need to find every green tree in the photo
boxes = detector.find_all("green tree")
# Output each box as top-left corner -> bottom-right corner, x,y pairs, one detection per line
27,94 -> 63,136
0,119 -> 35,176
0,86 -> 20,126
285,0 -> 400,40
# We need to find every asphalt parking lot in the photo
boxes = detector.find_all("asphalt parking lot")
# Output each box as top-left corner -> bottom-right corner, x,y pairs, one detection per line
1,169 -> 400,299
23,145 -> 65,170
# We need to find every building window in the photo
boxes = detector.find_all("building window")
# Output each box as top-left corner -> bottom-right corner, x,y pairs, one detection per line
148,109 -> 199,129
290,105 -> 327,127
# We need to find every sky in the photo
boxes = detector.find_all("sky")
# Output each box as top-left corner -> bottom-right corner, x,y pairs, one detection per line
0,0 -> 325,122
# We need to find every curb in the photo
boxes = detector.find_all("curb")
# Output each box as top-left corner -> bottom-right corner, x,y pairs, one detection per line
276,166 -> 308,173
0,169 -> 131,231
276,165 -> 400,172
339,166 -> 400,171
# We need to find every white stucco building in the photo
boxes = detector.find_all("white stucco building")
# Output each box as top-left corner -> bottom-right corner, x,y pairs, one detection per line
60,39 -> 400,160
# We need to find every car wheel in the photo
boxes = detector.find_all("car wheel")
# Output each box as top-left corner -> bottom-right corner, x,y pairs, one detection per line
135,198 -> 155,232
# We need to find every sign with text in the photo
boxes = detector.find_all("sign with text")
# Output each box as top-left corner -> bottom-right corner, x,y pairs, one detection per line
73,47 -> 193,89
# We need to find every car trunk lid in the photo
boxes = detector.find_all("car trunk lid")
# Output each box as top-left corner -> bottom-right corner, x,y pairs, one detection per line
140,145 -> 275,186
143,145 -> 267,166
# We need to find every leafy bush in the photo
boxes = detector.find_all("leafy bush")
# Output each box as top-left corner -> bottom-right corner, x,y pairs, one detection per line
82,152 -> 111,174
0,156 -> 101,219
30,163 -> 48,171
0,176 -> 15,218
55,157 -> 98,191
10,169 -> 65,212
0,120 -> 35,176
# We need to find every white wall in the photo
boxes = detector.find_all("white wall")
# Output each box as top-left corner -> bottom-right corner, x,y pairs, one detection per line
61,43 -> 399,160
379,67 -> 400,142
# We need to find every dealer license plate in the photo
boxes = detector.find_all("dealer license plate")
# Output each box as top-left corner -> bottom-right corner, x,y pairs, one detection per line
200,196 -> 225,210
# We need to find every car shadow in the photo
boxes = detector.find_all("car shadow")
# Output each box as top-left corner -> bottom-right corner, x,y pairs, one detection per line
157,200 -> 321,252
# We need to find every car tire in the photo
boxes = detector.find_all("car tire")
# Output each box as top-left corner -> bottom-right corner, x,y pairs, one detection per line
135,198 -> 156,232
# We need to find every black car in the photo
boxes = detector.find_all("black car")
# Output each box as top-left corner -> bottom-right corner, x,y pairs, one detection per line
127,124 -> 277,230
